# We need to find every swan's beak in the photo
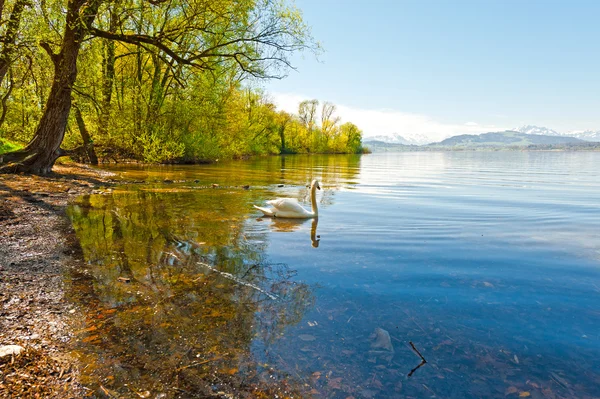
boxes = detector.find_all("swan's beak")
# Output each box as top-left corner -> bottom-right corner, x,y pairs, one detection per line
317,184 -> 321,190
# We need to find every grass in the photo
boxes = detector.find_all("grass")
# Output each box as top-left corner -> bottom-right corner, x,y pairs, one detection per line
0,138 -> 23,155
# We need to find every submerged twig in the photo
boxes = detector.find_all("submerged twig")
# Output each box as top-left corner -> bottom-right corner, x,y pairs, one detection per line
176,356 -> 223,372
408,341 -> 428,377
410,341 -> 427,362
99,385 -> 118,398
408,359 -> 427,377
196,261 -> 278,300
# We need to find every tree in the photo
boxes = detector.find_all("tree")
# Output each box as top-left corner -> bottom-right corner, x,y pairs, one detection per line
0,0 -> 30,129
298,99 -> 318,151
275,111 -> 292,153
1,0 -> 314,174
340,122 -> 363,153
1,0 -> 102,173
319,101 -> 339,149
0,0 -> 29,85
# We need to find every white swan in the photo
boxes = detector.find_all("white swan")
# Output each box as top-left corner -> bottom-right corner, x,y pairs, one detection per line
254,179 -> 321,219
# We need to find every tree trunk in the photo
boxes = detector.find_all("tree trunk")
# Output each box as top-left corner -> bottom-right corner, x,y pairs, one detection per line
133,1 -> 145,139
73,105 -> 98,164
0,71 -> 13,127
0,0 -> 28,85
0,0 -> 100,174
98,4 -> 117,139
279,125 -> 286,153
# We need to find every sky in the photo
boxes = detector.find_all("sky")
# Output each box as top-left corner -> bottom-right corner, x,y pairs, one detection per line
263,0 -> 600,142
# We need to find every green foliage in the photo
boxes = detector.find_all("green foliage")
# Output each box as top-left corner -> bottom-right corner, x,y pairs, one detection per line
0,0 -> 363,164
0,138 -> 21,154
139,131 -> 186,163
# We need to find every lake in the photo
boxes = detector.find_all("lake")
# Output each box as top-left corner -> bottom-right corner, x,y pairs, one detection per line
67,151 -> 600,398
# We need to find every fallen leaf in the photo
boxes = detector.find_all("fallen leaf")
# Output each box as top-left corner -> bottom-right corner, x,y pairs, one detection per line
82,334 -> 100,343
81,325 -> 97,333
395,381 -> 403,392
298,334 -> 316,341
328,377 -> 342,389
541,388 -> 555,398
519,392 -> 530,398
434,339 -> 453,350
505,386 -> 518,395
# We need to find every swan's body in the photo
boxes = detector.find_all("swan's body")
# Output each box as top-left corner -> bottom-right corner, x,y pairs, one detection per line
254,179 -> 321,219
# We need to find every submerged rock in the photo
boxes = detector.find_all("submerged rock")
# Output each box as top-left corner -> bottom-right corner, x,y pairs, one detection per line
370,328 -> 394,352
0,345 -> 25,358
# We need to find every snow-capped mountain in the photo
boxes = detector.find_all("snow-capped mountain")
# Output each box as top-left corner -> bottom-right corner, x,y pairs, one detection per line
514,125 -> 600,142
515,125 -> 561,136
365,133 -> 412,145
366,125 -> 600,146
567,130 -> 600,142
364,133 -> 430,145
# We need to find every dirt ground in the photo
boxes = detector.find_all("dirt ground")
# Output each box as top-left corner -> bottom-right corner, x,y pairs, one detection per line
0,164 -> 115,398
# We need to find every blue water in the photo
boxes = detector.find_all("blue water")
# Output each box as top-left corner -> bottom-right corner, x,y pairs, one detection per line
254,152 -> 600,398
69,152 -> 600,398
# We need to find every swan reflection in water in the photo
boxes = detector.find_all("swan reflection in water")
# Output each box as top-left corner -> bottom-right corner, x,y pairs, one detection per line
257,218 -> 320,248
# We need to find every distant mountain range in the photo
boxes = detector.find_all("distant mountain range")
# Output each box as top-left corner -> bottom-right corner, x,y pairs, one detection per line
364,128 -> 600,152
367,133 -> 425,145
430,131 -> 584,147
365,125 -> 600,145
514,125 -> 600,142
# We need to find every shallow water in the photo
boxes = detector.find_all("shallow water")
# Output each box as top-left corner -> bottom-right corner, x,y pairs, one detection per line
67,152 -> 600,398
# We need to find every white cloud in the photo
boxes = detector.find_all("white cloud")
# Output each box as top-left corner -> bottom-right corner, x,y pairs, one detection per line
269,92 -> 506,144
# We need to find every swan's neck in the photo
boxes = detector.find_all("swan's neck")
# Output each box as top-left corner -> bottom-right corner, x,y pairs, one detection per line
310,184 -> 318,216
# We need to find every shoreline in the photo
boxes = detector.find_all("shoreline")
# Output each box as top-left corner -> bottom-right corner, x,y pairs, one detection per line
0,164 -> 115,397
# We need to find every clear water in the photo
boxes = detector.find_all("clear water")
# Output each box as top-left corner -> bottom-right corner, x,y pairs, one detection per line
67,152 -> 600,398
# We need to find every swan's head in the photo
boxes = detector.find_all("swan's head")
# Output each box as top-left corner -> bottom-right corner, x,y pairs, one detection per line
311,179 -> 321,190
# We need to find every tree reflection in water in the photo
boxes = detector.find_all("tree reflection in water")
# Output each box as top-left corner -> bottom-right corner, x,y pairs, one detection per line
66,155 -> 362,397
67,189 -> 315,397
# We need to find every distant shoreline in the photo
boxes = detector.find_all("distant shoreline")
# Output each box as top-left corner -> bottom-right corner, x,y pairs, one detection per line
363,141 -> 600,152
